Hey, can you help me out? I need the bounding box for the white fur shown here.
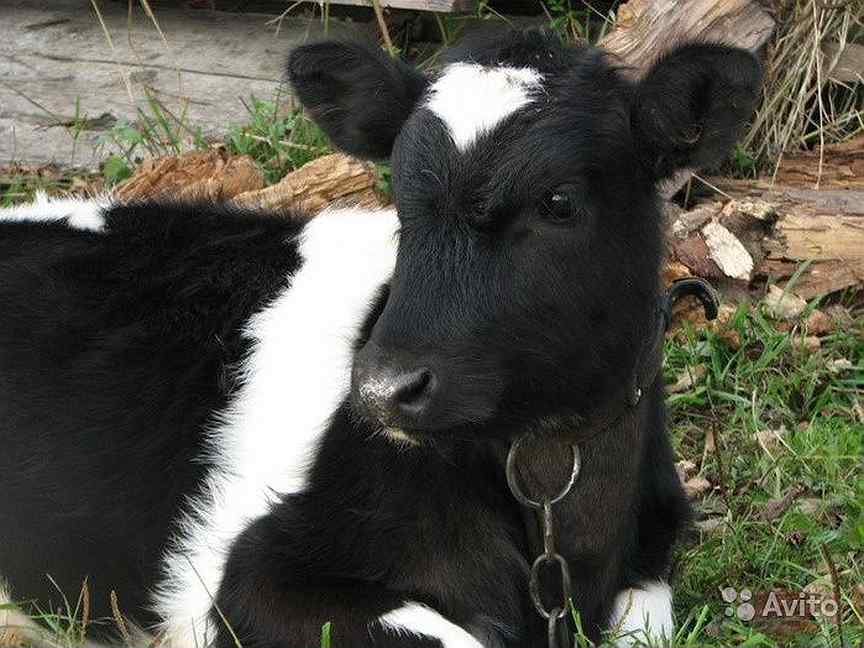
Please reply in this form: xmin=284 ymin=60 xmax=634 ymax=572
xmin=425 ymin=63 xmax=543 ymax=152
xmin=0 ymin=192 xmax=111 ymax=232
xmin=0 ymin=579 xmax=41 ymax=647
xmin=152 ymin=207 xmax=400 ymax=645
xmin=608 ymin=581 xmax=674 ymax=646
xmin=378 ymin=603 xmax=484 ymax=648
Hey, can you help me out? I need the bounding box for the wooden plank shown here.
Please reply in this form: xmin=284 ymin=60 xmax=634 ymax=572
xmin=0 ymin=0 xmax=359 ymax=169
xmin=318 ymin=0 xmax=476 ymax=13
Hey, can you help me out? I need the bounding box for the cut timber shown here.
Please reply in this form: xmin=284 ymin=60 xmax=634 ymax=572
xmin=773 ymin=136 xmax=864 ymax=190
xmin=232 ymin=153 xmax=384 ymax=214
xmin=599 ymin=0 xmax=775 ymax=74
xmin=707 ymin=178 xmax=864 ymax=299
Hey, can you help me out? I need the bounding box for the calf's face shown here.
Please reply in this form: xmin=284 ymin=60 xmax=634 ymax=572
xmin=288 ymin=32 xmax=761 ymax=441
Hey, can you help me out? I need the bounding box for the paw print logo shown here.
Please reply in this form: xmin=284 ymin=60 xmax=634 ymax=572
xmin=721 ymin=587 xmax=755 ymax=622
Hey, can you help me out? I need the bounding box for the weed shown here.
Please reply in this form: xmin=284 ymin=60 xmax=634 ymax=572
xmin=224 ymin=95 xmax=331 ymax=185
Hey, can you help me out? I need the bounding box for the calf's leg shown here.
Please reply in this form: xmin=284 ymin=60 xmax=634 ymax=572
xmin=213 ymin=516 xmax=483 ymax=648
xmin=607 ymin=581 xmax=673 ymax=646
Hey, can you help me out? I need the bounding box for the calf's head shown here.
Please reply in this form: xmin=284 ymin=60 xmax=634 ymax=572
xmin=288 ymin=31 xmax=761 ymax=441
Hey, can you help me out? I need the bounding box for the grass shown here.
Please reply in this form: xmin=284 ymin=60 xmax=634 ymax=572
xmin=741 ymin=0 xmax=864 ymax=175
xmin=95 ymin=90 xmax=331 ymax=188
xmin=0 ymin=90 xmax=331 ymax=207
xmin=656 ymin=299 xmax=864 ymax=648
xmin=224 ymin=95 xmax=331 ymax=185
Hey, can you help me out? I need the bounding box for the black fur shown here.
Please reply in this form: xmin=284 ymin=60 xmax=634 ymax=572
xmin=0 ymin=204 xmax=303 ymax=634
xmin=0 ymin=29 xmax=761 ymax=648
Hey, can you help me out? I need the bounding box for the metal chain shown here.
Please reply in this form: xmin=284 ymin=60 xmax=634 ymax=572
xmin=500 ymin=279 xmax=717 ymax=647
xmin=506 ymin=437 xmax=581 ymax=648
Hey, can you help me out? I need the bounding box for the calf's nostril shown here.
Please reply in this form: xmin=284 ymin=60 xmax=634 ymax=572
xmin=355 ymin=363 xmax=438 ymax=425
xmin=394 ymin=369 xmax=434 ymax=407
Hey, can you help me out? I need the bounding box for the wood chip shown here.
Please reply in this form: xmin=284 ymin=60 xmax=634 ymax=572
xmin=721 ymin=198 xmax=776 ymax=222
xmin=683 ymin=476 xmax=712 ymax=499
xmin=702 ymin=221 xmax=754 ymax=281
xmin=667 ymin=364 xmax=707 ymax=393
xmin=827 ymin=358 xmax=853 ymax=374
xmin=671 ymin=203 xmax=722 ymax=239
xmin=709 ymin=303 xmax=742 ymax=349
xmin=798 ymin=498 xmax=824 ymax=516
xmin=704 ymin=425 xmax=716 ymax=454
xmin=791 ymin=335 xmax=822 ymax=353
xmin=694 ymin=517 xmax=726 ymax=534
xmin=824 ymin=305 xmax=854 ymax=329
xmin=673 ymin=234 xmax=723 ymax=279
xmin=805 ymin=310 xmax=834 ymax=337
xmin=762 ymin=285 xmax=807 ymax=321
xmin=661 ymin=260 xmax=692 ymax=286
xmin=675 ymin=459 xmax=697 ymax=483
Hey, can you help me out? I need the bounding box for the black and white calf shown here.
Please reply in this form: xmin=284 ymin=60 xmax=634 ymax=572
xmin=0 ymin=30 xmax=761 ymax=648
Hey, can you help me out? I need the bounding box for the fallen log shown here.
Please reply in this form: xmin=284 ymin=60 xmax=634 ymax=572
xmin=115 ymin=148 xmax=265 ymax=202
xmin=772 ymin=135 xmax=864 ymax=190
xmin=673 ymin=178 xmax=864 ymax=300
xmin=232 ymin=153 xmax=384 ymax=214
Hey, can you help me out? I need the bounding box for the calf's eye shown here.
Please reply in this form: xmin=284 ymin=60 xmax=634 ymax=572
xmin=539 ymin=187 xmax=581 ymax=224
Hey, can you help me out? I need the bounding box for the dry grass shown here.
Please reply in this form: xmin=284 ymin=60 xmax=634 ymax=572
xmin=742 ymin=0 xmax=864 ymax=176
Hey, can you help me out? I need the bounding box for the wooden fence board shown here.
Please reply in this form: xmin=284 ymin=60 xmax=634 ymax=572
xmin=0 ymin=0 xmax=358 ymax=169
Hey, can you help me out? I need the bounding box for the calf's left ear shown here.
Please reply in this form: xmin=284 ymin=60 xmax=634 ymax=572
xmin=287 ymin=40 xmax=428 ymax=160
xmin=631 ymin=43 xmax=763 ymax=179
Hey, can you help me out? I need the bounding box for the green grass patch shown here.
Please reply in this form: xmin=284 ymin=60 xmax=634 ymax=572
xmin=660 ymin=301 xmax=863 ymax=647
xmin=224 ymin=95 xmax=331 ymax=185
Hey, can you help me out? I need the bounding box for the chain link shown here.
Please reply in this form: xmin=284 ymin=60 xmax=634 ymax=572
xmin=506 ymin=437 xmax=581 ymax=648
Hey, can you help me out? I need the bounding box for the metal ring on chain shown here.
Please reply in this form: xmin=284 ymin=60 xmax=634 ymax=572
xmin=529 ymin=553 xmax=572 ymax=620
xmin=506 ymin=438 xmax=581 ymax=509
xmin=547 ymin=609 xmax=573 ymax=648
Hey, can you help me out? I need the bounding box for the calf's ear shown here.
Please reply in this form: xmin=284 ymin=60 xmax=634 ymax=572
xmin=287 ymin=40 xmax=428 ymax=160
xmin=631 ymin=43 xmax=763 ymax=179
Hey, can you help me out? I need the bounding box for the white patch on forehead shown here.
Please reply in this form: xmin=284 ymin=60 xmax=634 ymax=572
xmin=425 ymin=63 xmax=543 ymax=152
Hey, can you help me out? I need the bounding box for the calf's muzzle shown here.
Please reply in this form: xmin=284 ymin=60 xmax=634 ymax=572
xmin=352 ymin=344 xmax=439 ymax=429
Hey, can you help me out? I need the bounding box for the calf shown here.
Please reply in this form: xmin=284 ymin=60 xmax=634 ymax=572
xmin=0 ymin=29 xmax=761 ymax=648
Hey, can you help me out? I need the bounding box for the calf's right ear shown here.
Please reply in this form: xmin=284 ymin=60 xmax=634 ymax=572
xmin=287 ymin=41 xmax=428 ymax=160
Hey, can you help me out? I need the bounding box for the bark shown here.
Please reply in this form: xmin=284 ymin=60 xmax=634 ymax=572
xmin=232 ymin=153 xmax=384 ymax=214
xmin=115 ymin=149 xmax=264 ymax=202
xmin=773 ymin=136 xmax=864 ymax=190
xmin=674 ymin=178 xmax=864 ymax=300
